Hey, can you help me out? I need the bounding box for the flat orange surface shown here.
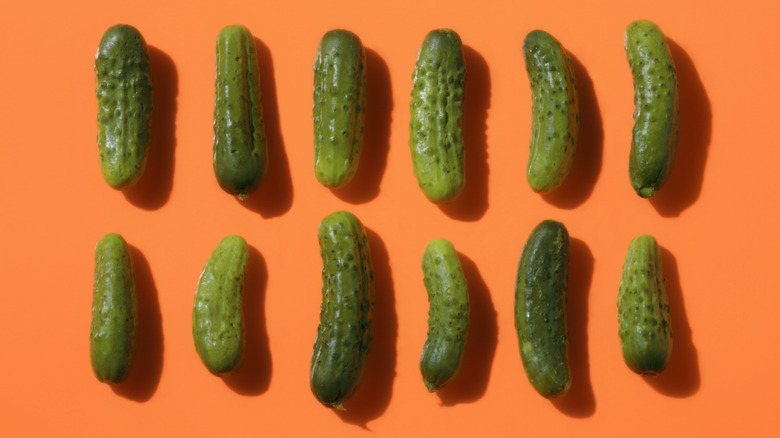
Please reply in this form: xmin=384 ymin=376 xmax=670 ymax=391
xmin=1 ymin=0 xmax=778 ymax=436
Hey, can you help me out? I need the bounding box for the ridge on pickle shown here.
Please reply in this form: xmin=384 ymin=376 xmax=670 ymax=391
xmin=213 ymin=25 xmax=268 ymax=200
xmin=409 ymin=29 xmax=466 ymax=203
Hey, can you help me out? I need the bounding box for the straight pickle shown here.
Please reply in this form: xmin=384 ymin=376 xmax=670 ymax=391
xmin=91 ymin=233 xmax=138 ymax=383
xmin=95 ymin=25 xmax=153 ymax=190
xmin=213 ymin=25 xmax=267 ymax=200
xmin=310 ymin=211 xmax=375 ymax=410
xmin=514 ymin=220 xmax=571 ymax=398
xmin=313 ymin=29 xmax=367 ymax=188
xmin=409 ymin=29 xmax=466 ymax=203
xmin=618 ymin=235 xmax=673 ymax=375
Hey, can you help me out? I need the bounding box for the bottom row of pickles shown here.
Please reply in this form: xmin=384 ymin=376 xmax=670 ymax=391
xmin=89 ymin=211 xmax=673 ymax=406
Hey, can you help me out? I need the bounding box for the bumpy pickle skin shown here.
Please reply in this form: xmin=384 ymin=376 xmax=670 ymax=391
xmin=192 ymin=235 xmax=248 ymax=377
xmin=523 ymin=30 xmax=579 ymax=194
xmin=420 ymin=238 xmax=469 ymax=392
xmin=618 ymin=234 xmax=673 ymax=375
xmin=313 ymin=30 xmax=367 ymax=188
xmin=95 ymin=25 xmax=153 ymax=190
xmin=409 ymin=29 xmax=466 ymax=203
xmin=310 ymin=211 xmax=375 ymax=409
xmin=514 ymin=220 xmax=571 ymax=398
xmin=625 ymin=20 xmax=679 ymax=198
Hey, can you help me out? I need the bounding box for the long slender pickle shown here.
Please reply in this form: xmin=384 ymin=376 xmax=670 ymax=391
xmin=95 ymin=24 xmax=153 ymax=190
xmin=91 ymin=233 xmax=138 ymax=383
xmin=213 ymin=25 xmax=267 ymax=200
xmin=313 ymin=30 xmax=367 ymax=188
xmin=618 ymin=235 xmax=673 ymax=375
xmin=514 ymin=220 xmax=571 ymax=398
xmin=310 ymin=211 xmax=375 ymax=410
xmin=523 ymin=30 xmax=579 ymax=193
xmin=625 ymin=20 xmax=679 ymax=198
xmin=409 ymin=29 xmax=466 ymax=203
xmin=420 ymin=238 xmax=469 ymax=392
xmin=192 ymin=235 xmax=248 ymax=376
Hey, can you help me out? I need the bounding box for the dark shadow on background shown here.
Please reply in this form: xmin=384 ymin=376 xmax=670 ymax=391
xmin=333 ymin=49 xmax=392 ymax=203
xmin=436 ymin=252 xmax=497 ymax=406
xmin=650 ymin=40 xmax=711 ymax=217
xmin=644 ymin=247 xmax=700 ymax=397
xmin=337 ymin=229 xmax=397 ymax=428
xmin=542 ymin=54 xmax=603 ymax=209
xmin=240 ymin=38 xmax=293 ymax=218
xmin=439 ymin=46 xmax=491 ymax=221
xmin=112 ymin=246 xmax=164 ymax=402
xmin=124 ymin=46 xmax=178 ymax=209
xmin=552 ymin=238 xmax=596 ymax=417
xmin=225 ymin=246 xmax=272 ymax=395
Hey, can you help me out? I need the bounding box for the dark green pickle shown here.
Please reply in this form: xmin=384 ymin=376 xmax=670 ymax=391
xmin=310 ymin=211 xmax=375 ymax=409
xmin=514 ymin=220 xmax=571 ymax=398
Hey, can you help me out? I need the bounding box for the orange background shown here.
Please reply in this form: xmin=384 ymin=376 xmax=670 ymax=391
xmin=1 ymin=0 xmax=778 ymax=436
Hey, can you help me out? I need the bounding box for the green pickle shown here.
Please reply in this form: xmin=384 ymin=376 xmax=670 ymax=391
xmin=420 ymin=238 xmax=469 ymax=392
xmin=310 ymin=211 xmax=375 ymax=410
xmin=313 ymin=29 xmax=367 ymax=188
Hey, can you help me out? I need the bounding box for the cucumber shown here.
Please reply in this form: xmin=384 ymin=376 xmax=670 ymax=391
xmin=618 ymin=234 xmax=673 ymax=375
xmin=409 ymin=29 xmax=466 ymax=203
xmin=514 ymin=220 xmax=570 ymax=398
xmin=420 ymin=238 xmax=469 ymax=392
xmin=213 ymin=25 xmax=267 ymax=200
xmin=625 ymin=20 xmax=679 ymax=198
xmin=523 ymin=30 xmax=579 ymax=193
xmin=95 ymin=24 xmax=153 ymax=190
xmin=313 ymin=29 xmax=367 ymax=188
xmin=192 ymin=235 xmax=248 ymax=376
xmin=91 ymin=233 xmax=138 ymax=383
xmin=310 ymin=211 xmax=374 ymax=409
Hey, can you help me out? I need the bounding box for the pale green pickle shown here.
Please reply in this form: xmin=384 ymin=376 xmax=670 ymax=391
xmin=192 ymin=235 xmax=248 ymax=376
xmin=618 ymin=234 xmax=673 ymax=375
xmin=420 ymin=238 xmax=469 ymax=392
xmin=409 ymin=29 xmax=466 ymax=203
xmin=625 ymin=20 xmax=679 ymax=198
xmin=523 ymin=30 xmax=579 ymax=193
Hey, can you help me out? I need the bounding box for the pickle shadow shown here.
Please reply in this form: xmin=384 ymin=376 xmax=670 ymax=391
xmin=123 ymin=46 xmax=178 ymax=210
xmin=439 ymin=46 xmax=491 ymax=221
xmin=112 ymin=246 xmax=164 ymax=402
xmin=436 ymin=252 xmax=497 ymax=405
xmin=332 ymin=49 xmax=392 ymax=203
xmin=650 ymin=40 xmax=711 ymax=217
xmin=224 ymin=246 xmax=272 ymax=395
xmin=551 ymin=238 xmax=596 ymax=417
xmin=542 ymin=54 xmax=603 ymax=209
xmin=643 ymin=247 xmax=700 ymax=397
xmin=239 ymin=38 xmax=293 ymax=218
xmin=337 ymin=229 xmax=397 ymax=428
